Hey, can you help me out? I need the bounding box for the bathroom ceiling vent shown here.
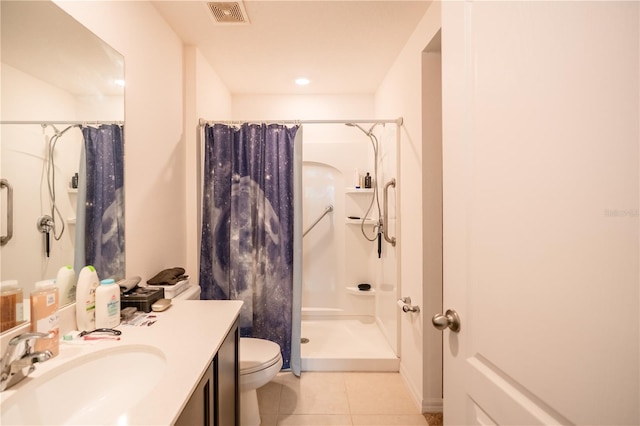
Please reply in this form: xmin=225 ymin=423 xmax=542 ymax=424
xmin=207 ymin=2 xmax=250 ymax=24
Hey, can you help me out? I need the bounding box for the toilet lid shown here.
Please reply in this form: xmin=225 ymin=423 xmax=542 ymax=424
xmin=240 ymin=338 xmax=282 ymax=375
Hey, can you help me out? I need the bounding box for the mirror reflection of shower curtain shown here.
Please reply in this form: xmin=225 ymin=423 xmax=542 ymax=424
xmin=199 ymin=123 xmax=299 ymax=370
xmin=74 ymin=124 xmax=125 ymax=280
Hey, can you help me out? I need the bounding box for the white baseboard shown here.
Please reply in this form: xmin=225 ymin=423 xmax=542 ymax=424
xmin=399 ymin=363 xmax=423 ymax=411
xmin=422 ymin=397 xmax=443 ymax=413
xmin=399 ymin=363 xmax=443 ymax=414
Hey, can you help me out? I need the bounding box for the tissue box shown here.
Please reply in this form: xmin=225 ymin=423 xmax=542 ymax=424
xmin=120 ymin=286 xmax=164 ymax=313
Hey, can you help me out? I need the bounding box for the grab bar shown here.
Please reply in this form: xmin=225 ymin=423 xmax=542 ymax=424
xmin=303 ymin=205 xmax=333 ymax=237
xmin=1 ymin=178 xmax=13 ymax=246
xmin=383 ymin=179 xmax=396 ymax=246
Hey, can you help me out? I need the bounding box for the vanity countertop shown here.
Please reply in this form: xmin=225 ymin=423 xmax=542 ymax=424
xmin=0 ymin=299 xmax=243 ymax=425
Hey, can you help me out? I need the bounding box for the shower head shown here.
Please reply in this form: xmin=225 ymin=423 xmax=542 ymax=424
xmin=345 ymin=122 xmax=378 ymax=136
xmin=44 ymin=123 xmax=61 ymax=135
xmin=43 ymin=123 xmax=77 ymax=137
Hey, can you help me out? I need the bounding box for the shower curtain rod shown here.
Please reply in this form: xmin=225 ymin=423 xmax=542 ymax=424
xmin=0 ymin=120 xmax=124 ymax=126
xmin=198 ymin=117 xmax=403 ymax=127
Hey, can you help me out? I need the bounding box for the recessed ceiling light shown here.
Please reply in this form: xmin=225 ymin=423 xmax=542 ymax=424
xmin=114 ymin=79 xmax=126 ymax=87
xmin=295 ymin=78 xmax=310 ymax=86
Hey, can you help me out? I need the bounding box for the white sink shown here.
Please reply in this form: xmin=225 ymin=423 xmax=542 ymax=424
xmin=1 ymin=345 xmax=166 ymax=425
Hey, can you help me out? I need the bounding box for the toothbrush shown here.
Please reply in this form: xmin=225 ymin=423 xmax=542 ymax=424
xmin=83 ymin=335 xmax=121 ymax=341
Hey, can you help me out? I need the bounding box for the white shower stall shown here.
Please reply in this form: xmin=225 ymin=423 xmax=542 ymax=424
xmin=1 ymin=122 xmax=80 ymax=293
xmin=300 ymin=122 xmax=399 ymax=371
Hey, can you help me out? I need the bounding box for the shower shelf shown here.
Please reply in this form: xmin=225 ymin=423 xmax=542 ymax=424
xmin=345 ymin=188 xmax=373 ymax=194
xmin=67 ymin=218 xmax=76 ymax=225
xmin=346 ymin=218 xmax=377 ymax=225
xmin=67 ymin=187 xmax=78 ymax=193
xmin=346 ymin=286 xmax=376 ymax=296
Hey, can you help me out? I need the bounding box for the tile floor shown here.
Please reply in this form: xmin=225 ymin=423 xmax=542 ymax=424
xmin=257 ymin=372 xmax=437 ymax=426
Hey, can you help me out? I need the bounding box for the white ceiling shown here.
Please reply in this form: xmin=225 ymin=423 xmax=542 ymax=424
xmin=152 ymin=1 xmax=431 ymax=95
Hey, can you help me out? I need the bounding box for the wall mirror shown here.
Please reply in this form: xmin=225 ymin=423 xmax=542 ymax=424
xmin=0 ymin=0 xmax=125 ymax=333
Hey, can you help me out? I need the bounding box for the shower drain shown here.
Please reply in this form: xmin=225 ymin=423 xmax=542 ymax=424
xmin=301 ymin=337 xmax=310 ymax=344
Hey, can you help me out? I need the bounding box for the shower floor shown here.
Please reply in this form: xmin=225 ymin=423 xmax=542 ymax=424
xmin=300 ymin=317 xmax=399 ymax=372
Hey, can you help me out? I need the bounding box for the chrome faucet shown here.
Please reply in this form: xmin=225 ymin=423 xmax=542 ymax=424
xmin=0 ymin=332 xmax=54 ymax=391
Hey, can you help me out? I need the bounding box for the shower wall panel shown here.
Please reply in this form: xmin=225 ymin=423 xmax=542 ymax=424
xmin=302 ymin=142 xmax=377 ymax=317
xmin=302 ymin=125 xmax=399 ymax=357
xmin=1 ymin=65 xmax=81 ymax=294
xmin=374 ymin=124 xmax=399 ymax=354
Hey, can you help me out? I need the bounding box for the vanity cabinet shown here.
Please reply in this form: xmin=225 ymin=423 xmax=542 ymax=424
xmin=176 ymin=318 xmax=239 ymax=426
xmin=175 ymin=362 xmax=214 ymax=425
xmin=215 ymin=318 xmax=239 ymax=425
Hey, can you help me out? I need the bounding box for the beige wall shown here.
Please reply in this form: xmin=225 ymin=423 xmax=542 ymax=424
xmin=375 ymin=0 xmax=443 ymax=412
xmin=184 ymin=47 xmax=233 ymax=283
xmin=232 ymin=94 xmax=374 ymax=121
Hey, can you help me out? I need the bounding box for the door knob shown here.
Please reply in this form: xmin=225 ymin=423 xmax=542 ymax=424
xmin=431 ymin=309 xmax=460 ymax=332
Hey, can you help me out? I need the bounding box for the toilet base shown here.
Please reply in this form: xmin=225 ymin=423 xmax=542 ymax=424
xmin=240 ymin=388 xmax=261 ymax=426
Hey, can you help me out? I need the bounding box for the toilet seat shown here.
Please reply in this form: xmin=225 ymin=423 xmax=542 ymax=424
xmin=240 ymin=338 xmax=282 ymax=375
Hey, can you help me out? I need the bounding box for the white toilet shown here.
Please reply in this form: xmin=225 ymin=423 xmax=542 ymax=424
xmin=239 ymin=337 xmax=283 ymax=425
xmin=173 ymin=285 xmax=283 ymax=426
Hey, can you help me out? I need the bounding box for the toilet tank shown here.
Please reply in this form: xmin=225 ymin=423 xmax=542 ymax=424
xmin=172 ymin=285 xmax=201 ymax=300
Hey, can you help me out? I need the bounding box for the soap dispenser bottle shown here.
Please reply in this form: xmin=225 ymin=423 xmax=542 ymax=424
xmin=95 ymin=278 xmax=121 ymax=328
xmin=364 ymin=172 xmax=372 ymax=189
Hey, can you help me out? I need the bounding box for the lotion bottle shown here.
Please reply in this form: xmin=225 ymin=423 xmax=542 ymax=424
xmin=76 ymin=265 xmax=100 ymax=331
xmin=55 ymin=265 xmax=77 ymax=306
xmin=95 ymin=278 xmax=121 ymax=328
xmin=30 ymin=280 xmax=59 ymax=357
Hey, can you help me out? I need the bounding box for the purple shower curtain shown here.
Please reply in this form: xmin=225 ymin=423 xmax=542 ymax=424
xmin=200 ymin=123 xmax=298 ymax=369
xmin=79 ymin=124 xmax=125 ymax=280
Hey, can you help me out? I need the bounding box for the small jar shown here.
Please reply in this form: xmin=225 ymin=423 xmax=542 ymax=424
xmin=0 ymin=280 xmax=23 ymax=332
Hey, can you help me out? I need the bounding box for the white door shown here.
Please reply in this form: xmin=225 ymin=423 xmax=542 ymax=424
xmin=440 ymin=1 xmax=639 ymax=425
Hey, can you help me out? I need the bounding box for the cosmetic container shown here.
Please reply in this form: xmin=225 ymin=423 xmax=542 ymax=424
xmin=95 ymin=278 xmax=121 ymax=328
xmin=0 ymin=280 xmax=23 ymax=332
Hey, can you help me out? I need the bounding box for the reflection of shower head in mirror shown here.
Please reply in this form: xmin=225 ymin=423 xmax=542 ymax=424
xmin=45 ymin=123 xmax=60 ymax=135
xmin=345 ymin=122 xmax=379 ymax=137
xmin=42 ymin=123 xmax=80 ymax=247
xmin=43 ymin=123 xmax=78 ymax=137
